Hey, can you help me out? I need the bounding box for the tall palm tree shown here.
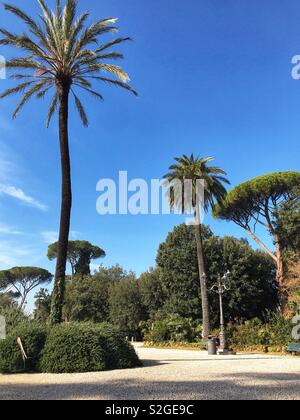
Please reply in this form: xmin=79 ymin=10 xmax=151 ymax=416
xmin=0 ymin=0 xmax=137 ymax=324
xmin=164 ymin=154 xmax=230 ymax=338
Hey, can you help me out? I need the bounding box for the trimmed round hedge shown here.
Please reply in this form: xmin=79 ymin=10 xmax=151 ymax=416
xmin=0 ymin=322 xmax=141 ymax=374
xmin=94 ymin=323 xmax=141 ymax=370
xmin=0 ymin=323 xmax=47 ymax=373
xmin=40 ymin=323 xmax=141 ymax=373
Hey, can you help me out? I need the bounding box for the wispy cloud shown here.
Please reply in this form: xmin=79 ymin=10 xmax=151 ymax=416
xmin=41 ymin=231 xmax=59 ymax=245
xmin=0 ymin=239 xmax=37 ymax=269
xmin=0 ymin=222 xmax=23 ymax=235
xmin=0 ymin=184 xmax=48 ymax=211
xmin=41 ymin=230 xmax=80 ymax=244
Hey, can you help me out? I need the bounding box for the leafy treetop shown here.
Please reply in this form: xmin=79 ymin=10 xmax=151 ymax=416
xmin=214 ymin=172 xmax=300 ymax=230
xmin=0 ymin=0 xmax=137 ymax=127
xmin=0 ymin=267 xmax=52 ymax=308
xmin=48 ymin=240 xmax=106 ymax=275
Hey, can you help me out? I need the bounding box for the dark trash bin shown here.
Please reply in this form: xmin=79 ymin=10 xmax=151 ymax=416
xmin=207 ymin=336 xmax=217 ymax=355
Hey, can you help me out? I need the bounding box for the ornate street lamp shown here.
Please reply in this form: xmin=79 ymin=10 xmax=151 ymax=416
xmin=211 ymin=270 xmax=231 ymax=354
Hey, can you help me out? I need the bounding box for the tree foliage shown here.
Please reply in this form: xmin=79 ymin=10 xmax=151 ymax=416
xmin=156 ymin=224 xmax=213 ymax=320
xmin=0 ymin=292 xmax=20 ymax=310
xmin=109 ymin=277 xmax=147 ymax=337
xmin=214 ymin=172 xmax=300 ymax=313
xmin=63 ymin=274 xmax=111 ymax=322
xmin=139 ymin=269 xmax=166 ymax=318
xmin=0 ymin=267 xmax=52 ymax=309
xmin=164 ymin=154 xmax=230 ymax=212
xmin=164 ymin=154 xmax=230 ymax=338
xmin=34 ymin=289 xmax=52 ymax=322
xmin=214 ymin=172 xmax=300 ymax=226
xmin=0 ymin=0 xmax=137 ymax=125
xmin=274 ymin=194 xmax=300 ymax=252
xmin=156 ymin=224 xmax=277 ymax=326
xmin=0 ymin=0 xmax=137 ymax=325
xmin=62 ymin=265 xmax=137 ymax=324
xmin=48 ymin=240 xmax=105 ymax=275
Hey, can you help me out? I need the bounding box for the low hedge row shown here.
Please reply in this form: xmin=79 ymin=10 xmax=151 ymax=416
xmin=0 ymin=322 xmax=141 ymax=374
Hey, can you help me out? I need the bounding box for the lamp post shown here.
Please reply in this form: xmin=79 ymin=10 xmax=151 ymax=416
xmin=211 ymin=270 xmax=231 ymax=353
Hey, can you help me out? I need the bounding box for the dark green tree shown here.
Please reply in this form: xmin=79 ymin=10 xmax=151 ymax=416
xmin=274 ymin=191 xmax=300 ymax=253
xmin=214 ymin=172 xmax=300 ymax=313
xmin=0 ymin=291 xmax=20 ymax=309
xmin=0 ymin=0 xmax=137 ymax=324
xmin=156 ymin=224 xmax=213 ymax=321
xmin=62 ymin=265 xmax=133 ymax=322
xmin=63 ymin=274 xmax=111 ymax=322
xmin=204 ymin=236 xmax=278 ymax=326
xmin=108 ymin=277 xmax=147 ymax=337
xmin=156 ymin=224 xmax=277 ymax=326
xmin=164 ymin=154 xmax=230 ymax=338
xmin=139 ymin=268 xmax=166 ymax=318
xmin=0 ymin=267 xmax=52 ymax=309
xmin=48 ymin=240 xmax=106 ymax=276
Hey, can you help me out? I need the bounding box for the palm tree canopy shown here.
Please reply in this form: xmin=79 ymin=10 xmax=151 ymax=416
xmin=0 ymin=0 xmax=137 ymax=127
xmin=164 ymin=154 xmax=230 ymax=212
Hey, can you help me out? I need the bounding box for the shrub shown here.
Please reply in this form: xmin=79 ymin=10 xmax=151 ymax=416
xmin=95 ymin=323 xmax=141 ymax=369
xmin=144 ymin=341 xmax=206 ymax=350
xmin=0 ymin=307 xmax=28 ymax=335
xmin=141 ymin=316 xmax=202 ymax=344
xmin=218 ymin=313 xmax=296 ymax=352
xmin=0 ymin=323 xmax=47 ymax=373
xmin=40 ymin=323 xmax=141 ymax=373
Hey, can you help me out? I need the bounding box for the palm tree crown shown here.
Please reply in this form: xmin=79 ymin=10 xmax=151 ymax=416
xmin=0 ymin=0 xmax=137 ymax=126
xmin=164 ymin=154 xmax=230 ymax=214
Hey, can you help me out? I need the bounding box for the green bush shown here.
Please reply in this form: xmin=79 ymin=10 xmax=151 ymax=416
xmin=40 ymin=323 xmax=141 ymax=373
xmin=141 ymin=316 xmax=202 ymax=344
xmin=218 ymin=313 xmax=295 ymax=352
xmin=95 ymin=323 xmax=141 ymax=369
xmin=0 ymin=323 xmax=47 ymax=373
xmin=0 ymin=307 xmax=28 ymax=335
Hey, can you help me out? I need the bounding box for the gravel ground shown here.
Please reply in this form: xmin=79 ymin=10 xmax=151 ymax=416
xmin=0 ymin=343 xmax=299 ymax=400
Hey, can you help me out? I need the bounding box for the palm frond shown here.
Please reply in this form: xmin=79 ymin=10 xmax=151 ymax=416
xmin=87 ymin=76 xmax=138 ymax=96
xmin=72 ymin=18 xmax=118 ymax=58
xmin=46 ymin=93 xmax=58 ymax=127
xmin=80 ymin=63 xmax=130 ymax=82
xmin=0 ymin=0 xmax=137 ymax=127
xmin=95 ymin=37 xmax=131 ymax=53
xmin=3 ymin=3 xmax=51 ymax=51
xmin=4 ymin=3 xmax=40 ymax=34
xmin=36 ymin=85 xmax=52 ymax=99
xmin=72 ymin=91 xmax=88 ymax=126
xmin=73 ymin=84 xmax=103 ymax=100
xmin=0 ymin=81 xmax=35 ymax=99
xmin=5 ymin=58 xmax=48 ymax=72
xmin=13 ymin=80 xmax=50 ymax=118
xmin=62 ymin=0 xmax=77 ymax=38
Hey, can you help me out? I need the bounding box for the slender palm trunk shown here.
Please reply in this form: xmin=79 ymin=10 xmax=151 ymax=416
xmin=50 ymin=83 xmax=72 ymax=325
xmin=194 ymin=206 xmax=211 ymax=339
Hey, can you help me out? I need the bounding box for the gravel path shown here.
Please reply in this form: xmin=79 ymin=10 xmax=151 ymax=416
xmin=0 ymin=343 xmax=299 ymax=400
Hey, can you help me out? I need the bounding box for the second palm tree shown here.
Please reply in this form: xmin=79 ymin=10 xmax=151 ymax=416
xmin=164 ymin=154 xmax=230 ymax=338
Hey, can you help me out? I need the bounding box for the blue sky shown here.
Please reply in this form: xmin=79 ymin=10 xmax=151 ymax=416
xmin=0 ymin=0 xmax=300 ymax=310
